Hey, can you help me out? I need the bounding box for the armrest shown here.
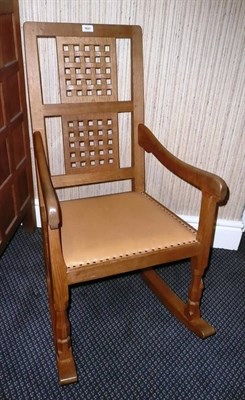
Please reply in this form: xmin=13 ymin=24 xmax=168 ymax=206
xmin=138 ymin=124 xmax=228 ymax=203
xmin=33 ymin=131 xmax=61 ymax=229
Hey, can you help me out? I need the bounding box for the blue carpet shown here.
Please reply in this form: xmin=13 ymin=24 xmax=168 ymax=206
xmin=0 ymin=227 xmax=244 ymax=399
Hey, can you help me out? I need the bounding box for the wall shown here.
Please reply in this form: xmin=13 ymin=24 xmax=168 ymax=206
xmin=19 ymin=0 xmax=245 ymax=247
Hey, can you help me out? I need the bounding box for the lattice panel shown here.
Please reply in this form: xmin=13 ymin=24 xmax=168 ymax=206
xmin=62 ymin=114 xmax=119 ymax=173
xmin=57 ymin=37 xmax=117 ymax=103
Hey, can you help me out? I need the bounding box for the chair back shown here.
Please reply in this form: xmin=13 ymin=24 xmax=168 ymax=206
xmin=24 ymin=22 xmax=145 ymax=193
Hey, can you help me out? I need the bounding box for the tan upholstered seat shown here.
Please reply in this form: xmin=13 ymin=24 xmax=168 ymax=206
xmin=61 ymin=192 xmax=197 ymax=270
xmin=24 ymin=22 xmax=227 ymax=385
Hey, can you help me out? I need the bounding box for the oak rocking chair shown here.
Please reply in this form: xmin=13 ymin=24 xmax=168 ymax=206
xmin=24 ymin=22 xmax=227 ymax=384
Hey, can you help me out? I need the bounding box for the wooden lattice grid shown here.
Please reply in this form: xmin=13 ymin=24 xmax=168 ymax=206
xmin=57 ymin=37 xmax=118 ymax=103
xmin=62 ymin=113 xmax=119 ymax=173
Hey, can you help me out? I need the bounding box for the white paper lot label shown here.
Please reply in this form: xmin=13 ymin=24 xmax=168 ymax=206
xmin=82 ymin=25 xmax=94 ymax=33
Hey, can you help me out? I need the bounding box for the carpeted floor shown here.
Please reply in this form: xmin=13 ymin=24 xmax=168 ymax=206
xmin=0 ymin=227 xmax=244 ymax=399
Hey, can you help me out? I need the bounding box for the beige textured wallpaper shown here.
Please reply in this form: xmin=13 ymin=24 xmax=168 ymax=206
xmin=19 ymin=0 xmax=245 ymax=221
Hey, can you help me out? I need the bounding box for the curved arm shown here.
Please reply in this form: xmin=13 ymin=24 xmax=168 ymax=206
xmin=138 ymin=124 xmax=228 ymax=203
xmin=33 ymin=131 xmax=61 ymax=229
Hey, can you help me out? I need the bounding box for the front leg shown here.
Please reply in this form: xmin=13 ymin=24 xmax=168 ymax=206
xmin=185 ymin=193 xmax=221 ymax=321
xmin=55 ymin=307 xmax=77 ymax=385
xmin=48 ymin=228 xmax=77 ymax=384
xmin=185 ymin=256 xmax=205 ymax=320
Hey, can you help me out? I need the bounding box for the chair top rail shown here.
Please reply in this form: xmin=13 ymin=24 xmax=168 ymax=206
xmin=24 ymin=21 xmax=142 ymax=39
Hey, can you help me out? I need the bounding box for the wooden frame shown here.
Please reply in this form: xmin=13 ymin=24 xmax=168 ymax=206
xmin=24 ymin=22 xmax=228 ymax=385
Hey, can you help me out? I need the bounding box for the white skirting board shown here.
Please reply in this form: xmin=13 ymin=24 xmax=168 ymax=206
xmin=180 ymin=215 xmax=244 ymax=250
xmin=34 ymin=201 xmax=244 ymax=250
